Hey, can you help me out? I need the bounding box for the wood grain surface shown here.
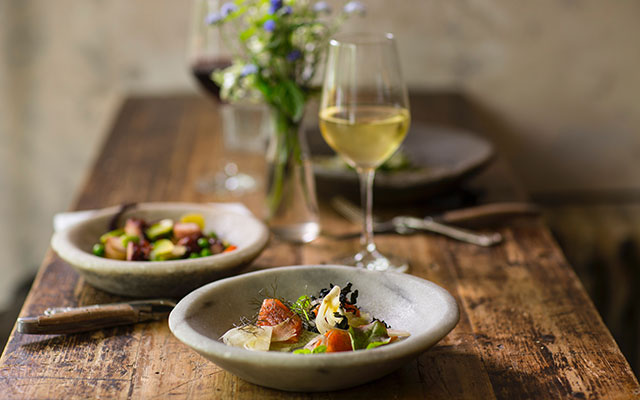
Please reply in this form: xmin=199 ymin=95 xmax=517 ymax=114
xmin=0 ymin=94 xmax=638 ymax=399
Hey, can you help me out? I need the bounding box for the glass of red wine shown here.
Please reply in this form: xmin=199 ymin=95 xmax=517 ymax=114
xmin=188 ymin=0 xmax=267 ymax=194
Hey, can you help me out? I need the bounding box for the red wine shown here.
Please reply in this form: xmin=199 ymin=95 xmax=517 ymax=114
xmin=191 ymin=58 xmax=232 ymax=101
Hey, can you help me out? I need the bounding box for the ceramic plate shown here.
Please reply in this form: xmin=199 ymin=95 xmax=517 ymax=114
xmin=169 ymin=265 xmax=459 ymax=392
xmin=309 ymin=123 xmax=494 ymax=202
xmin=51 ymin=202 xmax=269 ymax=298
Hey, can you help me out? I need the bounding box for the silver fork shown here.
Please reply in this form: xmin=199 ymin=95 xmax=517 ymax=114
xmin=331 ymin=197 xmax=503 ymax=247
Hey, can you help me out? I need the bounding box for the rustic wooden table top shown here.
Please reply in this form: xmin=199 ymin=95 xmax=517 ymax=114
xmin=1 ymin=94 xmax=638 ymax=399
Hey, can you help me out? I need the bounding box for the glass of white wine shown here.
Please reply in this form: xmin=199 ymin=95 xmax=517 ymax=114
xmin=319 ymin=33 xmax=411 ymax=272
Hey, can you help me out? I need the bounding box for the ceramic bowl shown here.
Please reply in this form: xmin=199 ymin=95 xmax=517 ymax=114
xmin=169 ymin=265 xmax=459 ymax=392
xmin=310 ymin=123 xmax=494 ymax=203
xmin=51 ymin=202 xmax=269 ymax=298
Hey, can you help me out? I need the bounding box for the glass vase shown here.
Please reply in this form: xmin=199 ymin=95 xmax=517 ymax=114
xmin=265 ymin=107 xmax=320 ymax=243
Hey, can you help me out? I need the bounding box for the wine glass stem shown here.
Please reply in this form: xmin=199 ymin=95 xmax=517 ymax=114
xmin=357 ymin=167 xmax=376 ymax=253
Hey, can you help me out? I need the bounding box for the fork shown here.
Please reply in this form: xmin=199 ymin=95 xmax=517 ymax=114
xmin=330 ymin=197 xmax=503 ymax=247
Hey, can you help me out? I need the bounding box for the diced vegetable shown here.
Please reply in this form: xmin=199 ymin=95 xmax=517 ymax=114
xmin=222 ymin=245 xmax=237 ymax=253
xmin=121 ymin=234 xmax=139 ymax=248
xmin=180 ymin=213 xmax=205 ymax=230
xmin=150 ymin=239 xmax=175 ymax=261
xmin=324 ymin=329 xmax=353 ymax=352
xmin=145 ymin=219 xmax=174 ymax=240
xmin=100 ymin=229 xmax=124 ymax=244
xmin=94 ymin=213 xmax=235 ymax=261
xmin=172 ymin=245 xmax=187 ymax=258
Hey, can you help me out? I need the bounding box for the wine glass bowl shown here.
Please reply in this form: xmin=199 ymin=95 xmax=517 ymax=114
xmin=188 ymin=0 xmax=264 ymax=195
xmin=319 ymin=33 xmax=410 ymax=272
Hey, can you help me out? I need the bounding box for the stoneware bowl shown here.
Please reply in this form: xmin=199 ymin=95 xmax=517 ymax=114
xmin=168 ymin=265 xmax=459 ymax=392
xmin=310 ymin=123 xmax=494 ymax=203
xmin=51 ymin=202 xmax=269 ymax=298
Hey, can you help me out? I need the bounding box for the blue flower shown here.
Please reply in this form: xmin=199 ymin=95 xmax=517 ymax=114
xmin=241 ymin=64 xmax=258 ymax=77
xmin=286 ymin=50 xmax=301 ymax=61
xmin=205 ymin=12 xmax=223 ymax=25
xmin=343 ymin=1 xmax=365 ymax=15
xmin=263 ymin=19 xmax=276 ymax=32
xmin=281 ymin=6 xmax=292 ymax=15
xmin=220 ymin=2 xmax=237 ymax=17
xmin=269 ymin=0 xmax=283 ymax=14
xmin=313 ymin=1 xmax=331 ymax=13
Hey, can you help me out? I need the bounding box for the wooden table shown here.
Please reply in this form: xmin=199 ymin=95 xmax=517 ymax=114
xmin=1 ymin=94 xmax=638 ymax=399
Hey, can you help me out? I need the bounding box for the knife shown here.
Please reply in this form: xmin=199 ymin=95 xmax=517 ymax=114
xmin=17 ymin=299 xmax=176 ymax=335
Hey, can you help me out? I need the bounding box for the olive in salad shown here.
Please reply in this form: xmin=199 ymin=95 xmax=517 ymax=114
xmin=92 ymin=213 xmax=236 ymax=261
xmin=221 ymin=283 xmax=410 ymax=353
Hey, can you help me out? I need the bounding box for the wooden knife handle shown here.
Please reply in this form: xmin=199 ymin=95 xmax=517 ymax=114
xmin=17 ymin=304 xmax=140 ymax=335
xmin=439 ymin=202 xmax=541 ymax=226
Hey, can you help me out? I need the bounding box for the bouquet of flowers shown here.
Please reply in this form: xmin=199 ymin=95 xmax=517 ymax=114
xmin=206 ymin=0 xmax=365 ymax=240
xmin=208 ymin=0 xmax=364 ymax=121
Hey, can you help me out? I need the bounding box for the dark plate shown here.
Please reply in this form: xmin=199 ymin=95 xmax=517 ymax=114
xmin=308 ymin=123 xmax=495 ymax=203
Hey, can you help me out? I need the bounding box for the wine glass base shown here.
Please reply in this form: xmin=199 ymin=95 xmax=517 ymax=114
xmin=196 ymin=170 xmax=257 ymax=195
xmin=337 ymin=249 xmax=409 ymax=273
xmin=270 ymin=222 xmax=320 ymax=244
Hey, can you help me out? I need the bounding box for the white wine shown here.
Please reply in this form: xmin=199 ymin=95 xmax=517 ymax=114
xmin=319 ymin=105 xmax=410 ymax=169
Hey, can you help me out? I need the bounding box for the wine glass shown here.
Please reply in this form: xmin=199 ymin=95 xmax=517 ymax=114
xmin=188 ymin=0 xmax=267 ymax=194
xmin=319 ymin=33 xmax=411 ymax=272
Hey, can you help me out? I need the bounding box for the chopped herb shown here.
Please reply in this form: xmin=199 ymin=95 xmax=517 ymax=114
xmin=312 ymin=345 xmax=327 ymax=353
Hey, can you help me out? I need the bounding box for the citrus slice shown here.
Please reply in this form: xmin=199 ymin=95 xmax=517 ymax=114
xmin=180 ymin=213 xmax=205 ymax=230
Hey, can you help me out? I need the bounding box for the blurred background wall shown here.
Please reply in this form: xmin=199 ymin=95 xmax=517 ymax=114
xmin=1 ymin=0 xmax=639 ymax=366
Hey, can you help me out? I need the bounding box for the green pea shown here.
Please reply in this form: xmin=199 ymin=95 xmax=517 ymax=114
xmin=208 ymin=232 xmax=218 ymax=239
xmin=200 ymin=248 xmax=212 ymax=257
xmin=92 ymin=243 xmax=105 ymax=257
xmin=189 ymin=252 xmax=199 ymax=259
xmin=197 ymin=237 xmax=209 ymax=248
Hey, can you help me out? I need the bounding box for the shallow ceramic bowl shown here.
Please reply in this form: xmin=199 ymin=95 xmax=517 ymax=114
xmin=51 ymin=202 xmax=269 ymax=298
xmin=310 ymin=123 xmax=494 ymax=203
xmin=169 ymin=265 xmax=459 ymax=392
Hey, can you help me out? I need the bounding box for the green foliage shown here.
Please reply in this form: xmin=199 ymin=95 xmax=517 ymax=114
xmin=290 ymin=295 xmax=313 ymax=323
xmin=348 ymin=321 xmax=391 ymax=350
xmin=209 ymin=0 xmax=358 ymax=120
xmin=293 ymin=344 xmax=327 ymax=354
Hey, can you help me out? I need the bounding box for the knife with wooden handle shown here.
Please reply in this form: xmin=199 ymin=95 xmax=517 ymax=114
xmin=17 ymin=299 xmax=176 ymax=335
xmin=437 ymin=202 xmax=540 ymax=226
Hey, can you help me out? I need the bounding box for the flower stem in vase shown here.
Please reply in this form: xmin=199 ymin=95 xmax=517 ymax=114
xmin=266 ymin=107 xmax=320 ymax=243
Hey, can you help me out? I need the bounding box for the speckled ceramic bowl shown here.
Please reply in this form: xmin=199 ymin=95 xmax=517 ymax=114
xmin=169 ymin=265 xmax=459 ymax=392
xmin=51 ymin=202 xmax=269 ymax=298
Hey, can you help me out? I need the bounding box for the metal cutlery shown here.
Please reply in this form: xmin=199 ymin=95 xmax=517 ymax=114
xmin=17 ymin=299 xmax=176 ymax=335
xmin=329 ymin=197 xmax=539 ymax=246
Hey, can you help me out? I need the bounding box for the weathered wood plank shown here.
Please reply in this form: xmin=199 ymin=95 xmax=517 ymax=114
xmin=1 ymin=94 xmax=638 ymax=399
